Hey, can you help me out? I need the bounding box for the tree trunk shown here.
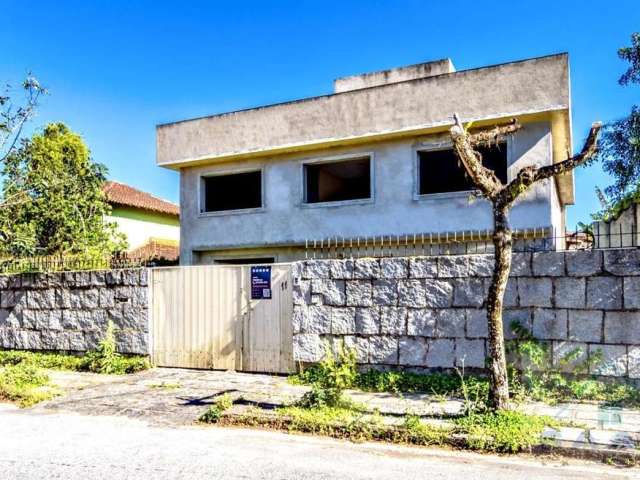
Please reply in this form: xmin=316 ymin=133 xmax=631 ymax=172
xmin=486 ymin=204 xmax=512 ymax=410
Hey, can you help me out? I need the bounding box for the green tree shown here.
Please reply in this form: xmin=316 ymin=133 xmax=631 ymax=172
xmin=0 ymin=122 xmax=126 ymax=257
xmin=597 ymin=33 xmax=640 ymax=205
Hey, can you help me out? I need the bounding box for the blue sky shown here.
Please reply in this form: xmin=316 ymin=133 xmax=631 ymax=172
xmin=1 ymin=0 xmax=638 ymax=228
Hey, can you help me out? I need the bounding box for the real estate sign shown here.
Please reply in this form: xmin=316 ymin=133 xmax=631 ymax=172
xmin=251 ymin=266 xmax=272 ymax=300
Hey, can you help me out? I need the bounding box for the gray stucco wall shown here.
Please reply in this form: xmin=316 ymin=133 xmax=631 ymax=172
xmin=292 ymin=249 xmax=640 ymax=379
xmin=0 ymin=269 xmax=149 ymax=355
xmin=181 ymin=123 xmax=558 ymax=264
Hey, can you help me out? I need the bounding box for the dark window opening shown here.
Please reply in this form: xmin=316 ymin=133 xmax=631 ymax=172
xmin=305 ymin=157 xmax=371 ymax=204
xmin=213 ymin=257 xmax=275 ymax=265
xmin=418 ymin=143 xmax=507 ymax=195
xmin=203 ymin=171 xmax=262 ymax=212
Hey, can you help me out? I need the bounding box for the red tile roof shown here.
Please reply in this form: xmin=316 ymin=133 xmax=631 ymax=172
xmin=103 ymin=181 xmax=179 ymax=217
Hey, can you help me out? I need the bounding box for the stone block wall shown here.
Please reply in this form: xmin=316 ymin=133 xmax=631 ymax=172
xmin=0 ymin=269 xmax=149 ymax=355
xmin=292 ymin=249 xmax=640 ymax=379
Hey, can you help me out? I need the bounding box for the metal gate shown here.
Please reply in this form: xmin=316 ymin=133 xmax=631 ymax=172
xmin=150 ymin=264 xmax=293 ymax=373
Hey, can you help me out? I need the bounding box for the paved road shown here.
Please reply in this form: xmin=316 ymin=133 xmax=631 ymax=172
xmin=0 ymin=405 xmax=636 ymax=480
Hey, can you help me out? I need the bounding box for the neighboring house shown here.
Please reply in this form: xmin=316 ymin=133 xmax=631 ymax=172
xmin=102 ymin=181 xmax=180 ymax=261
xmin=157 ymin=54 xmax=574 ymax=265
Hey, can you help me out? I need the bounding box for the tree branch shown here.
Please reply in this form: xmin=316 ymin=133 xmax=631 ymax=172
xmin=450 ymin=113 xmax=504 ymax=198
xmin=501 ymin=122 xmax=602 ymax=205
xmin=533 ymin=122 xmax=602 ymax=181
xmin=468 ymin=119 xmax=521 ymax=147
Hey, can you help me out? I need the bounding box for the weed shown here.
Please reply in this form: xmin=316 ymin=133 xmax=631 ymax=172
xmin=149 ymin=382 xmax=181 ymax=390
xmin=0 ymin=363 xmax=60 ymax=407
xmin=297 ymin=342 xmax=357 ymax=408
xmin=292 ymin=365 xmax=491 ymax=407
xmin=0 ymin=346 xmax=150 ymax=377
xmin=82 ymin=321 xmax=122 ymax=374
xmin=507 ymin=322 xmax=640 ymax=407
xmin=454 ymin=410 xmax=557 ymax=453
xmin=199 ymin=393 xmax=235 ymax=423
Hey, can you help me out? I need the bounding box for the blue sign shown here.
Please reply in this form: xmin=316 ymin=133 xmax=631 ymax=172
xmin=251 ymin=266 xmax=272 ymax=299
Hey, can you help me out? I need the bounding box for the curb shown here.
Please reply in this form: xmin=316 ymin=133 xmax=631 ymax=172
xmin=206 ymin=411 xmax=640 ymax=467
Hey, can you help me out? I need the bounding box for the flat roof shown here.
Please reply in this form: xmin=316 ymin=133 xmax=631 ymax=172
xmin=156 ymin=53 xmax=573 ymax=203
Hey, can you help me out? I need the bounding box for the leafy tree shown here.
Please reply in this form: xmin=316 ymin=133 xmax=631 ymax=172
xmin=597 ymin=33 xmax=640 ymax=205
xmin=0 ymin=122 xmax=126 ymax=257
xmin=449 ymin=117 xmax=601 ymax=410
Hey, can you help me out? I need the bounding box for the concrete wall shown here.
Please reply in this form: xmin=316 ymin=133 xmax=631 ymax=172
xmin=593 ymin=202 xmax=639 ymax=249
xmin=334 ymin=59 xmax=456 ymax=93
xmin=292 ymin=249 xmax=640 ymax=379
xmin=0 ymin=269 xmax=149 ymax=355
xmin=181 ymin=123 xmax=558 ymax=264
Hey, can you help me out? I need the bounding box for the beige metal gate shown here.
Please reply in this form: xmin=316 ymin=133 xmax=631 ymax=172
xmin=150 ymin=264 xmax=293 ymax=373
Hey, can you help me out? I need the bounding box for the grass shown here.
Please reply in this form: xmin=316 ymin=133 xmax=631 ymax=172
xmin=276 ymin=404 xmax=556 ymax=452
xmin=199 ymin=393 xmax=235 ymax=423
xmin=0 ymin=350 xmax=150 ymax=375
xmin=454 ymin=410 xmax=558 ymax=453
xmin=290 ymin=366 xmax=640 ymax=408
xmin=207 ymin=403 xmax=554 ymax=454
xmin=0 ymin=363 xmax=61 ymax=407
xmin=290 ymin=366 xmax=488 ymax=397
xmin=0 ymin=342 xmax=151 ymax=407
xmin=148 ymin=382 xmax=181 ymax=390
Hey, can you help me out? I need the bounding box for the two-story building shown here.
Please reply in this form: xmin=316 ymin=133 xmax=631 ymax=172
xmin=157 ymin=54 xmax=573 ymax=265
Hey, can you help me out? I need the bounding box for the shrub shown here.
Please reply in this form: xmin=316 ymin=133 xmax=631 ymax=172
xmin=455 ymin=410 xmax=555 ymax=453
xmin=199 ymin=393 xmax=235 ymax=423
xmin=78 ymin=322 xmax=150 ymax=374
xmin=507 ymin=321 xmax=640 ymax=407
xmin=82 ymin=321 xmax=120 ymax=374
xmin=297 ymin=342 xmax=357 ymax=408
xmin=0 ymin=363 xmax=59 ymax=407
xmin=292 ymin=365 xmax=490 ymax=406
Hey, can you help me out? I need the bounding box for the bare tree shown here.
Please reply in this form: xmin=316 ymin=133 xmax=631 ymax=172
xmin=0 ymin=75 xmax=46 ymax=210
xmin=449 ymin=114 xmax=601 ymax=410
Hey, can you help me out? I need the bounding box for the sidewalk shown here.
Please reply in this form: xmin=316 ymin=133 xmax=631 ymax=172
xmin=29 ymin=368 xmax=640 ymax=455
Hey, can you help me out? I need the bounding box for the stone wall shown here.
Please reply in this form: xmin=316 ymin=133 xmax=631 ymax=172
xmin=0 ymin=269 xmax=149 ymax=355
xmin=292 ymin=249 xmax=640 ymax=379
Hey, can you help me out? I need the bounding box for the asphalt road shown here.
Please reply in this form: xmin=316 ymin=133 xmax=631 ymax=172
xmin=0 ymin=405 xmax=636 ymax=480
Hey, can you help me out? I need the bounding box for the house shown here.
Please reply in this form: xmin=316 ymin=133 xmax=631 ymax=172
xmin=156 ymin=54 xmax=573 ymax=265
xmin=102 ymin=181 xmax=180 ymax=261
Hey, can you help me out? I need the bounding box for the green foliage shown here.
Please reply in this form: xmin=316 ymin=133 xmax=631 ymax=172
xmin=82 ymin=321 xmax=120 ymax=374
xmin=618 ymin=32 xmax=640 ymax=86
xmin=262 ymin=404 xmax=550 ymax=453
xmin=200 ymin=405 xmax=224 ymax=423
xmin=149 ymin=382 xmax=181 ymax=390
xmin=0 ymin=122 xmax=126 ymax=258
xmin=292 ymin=366 xmax=490 ymax=406
xmin=595 ymin=33 xmax=640 ymax=205
xmin=507 ymin=322 xmax=640 ymax=407
xmin=81 ymin=322 xmax=150 ymax=375
xmin=199 ymin=393 xmax=235 ymax=423
xmin=0 ymin=362 xmax=59 ymax=407
xmin=455 ymin=410 xmax=555 ymax=453
xmin=297 ymin=342 xmax=357 ymax=408
xmin=0 ymin=348 xmax=150 ymax=376
xmin=0 ymin=350 xmax=84 ymax=370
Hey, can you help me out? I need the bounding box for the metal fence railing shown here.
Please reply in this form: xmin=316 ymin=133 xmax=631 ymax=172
xmin=0 ymin=254 xmax=147 ymax=275
xmin=304 ymin=226 xmax=639 ymax=259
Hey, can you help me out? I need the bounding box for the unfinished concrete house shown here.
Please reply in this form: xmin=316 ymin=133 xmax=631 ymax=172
xmin=156 ymin=54 xmax=574 ymax=264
